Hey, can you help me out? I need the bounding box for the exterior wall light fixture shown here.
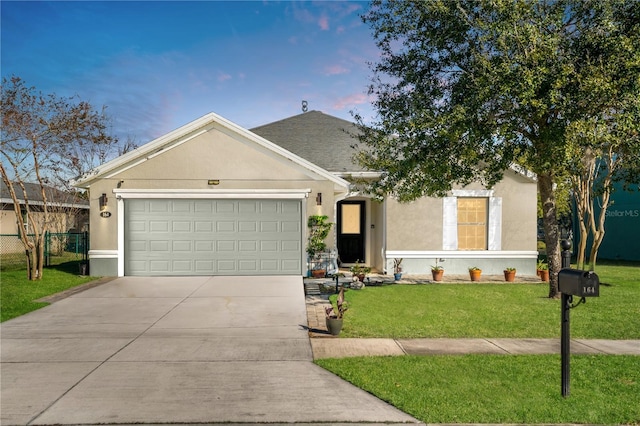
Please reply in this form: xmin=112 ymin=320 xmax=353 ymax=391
xmin=316 ymin=193 xmax=322 ymax=206
xmin=99 ymin=193 xmax=108 ymax=211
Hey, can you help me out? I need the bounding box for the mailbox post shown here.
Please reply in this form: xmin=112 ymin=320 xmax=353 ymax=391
xmin=558 ymin=240 xmax=599 ymax=397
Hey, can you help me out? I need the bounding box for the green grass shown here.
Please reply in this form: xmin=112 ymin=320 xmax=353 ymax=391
xmin=317 ymin=263 xmax=640 ymax=424
xmin=336 ymin=263 xmax=640 ymax=339
xmin=317 ymin=354 xmax=640 ymax=424
xmin=0 ymin=260 xmax=97 ymax=322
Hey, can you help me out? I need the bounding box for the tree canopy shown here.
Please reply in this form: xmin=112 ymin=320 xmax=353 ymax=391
xmin=1 ymin=76 xmax=118 ymax=279
xmin=355 ymin=0 xmax=640 ymax=297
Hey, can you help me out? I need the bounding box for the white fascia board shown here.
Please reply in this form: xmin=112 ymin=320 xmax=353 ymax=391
xmin=113 ymin=188 xmax=312 ymax=199
xmin=0 ymin=198 xmax=89 ymax=209
xmin=75 ymin=112 xmax=350 ymax=192
xmin=334 ymin=171 xmax=382 ymax=179
xmin=385 ymin=250 xmax=539 ymax=259
xmin=509 ymin=163 xmax=537 ymax=182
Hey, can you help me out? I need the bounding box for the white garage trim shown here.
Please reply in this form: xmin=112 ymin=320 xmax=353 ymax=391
xmin=114 ymin=188 xmax=312 ymax=199
xmin=114 ymin=189 xmax=309 ymax=277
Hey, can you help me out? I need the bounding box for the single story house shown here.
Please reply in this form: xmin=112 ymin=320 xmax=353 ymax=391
xmin=75 ymin=110 xmax=538 ymax=277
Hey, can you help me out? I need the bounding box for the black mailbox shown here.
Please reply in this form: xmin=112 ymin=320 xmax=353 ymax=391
xmin=558 ymin=269 xmax=599 ymax=297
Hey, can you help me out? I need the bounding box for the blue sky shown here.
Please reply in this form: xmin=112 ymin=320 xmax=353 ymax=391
xmin=2 ymin=1 xmax=379 ymax=146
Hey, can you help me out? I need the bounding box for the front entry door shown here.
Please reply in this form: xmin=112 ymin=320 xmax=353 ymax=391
xmin=337 ymin=200 xmax=365 ymax=263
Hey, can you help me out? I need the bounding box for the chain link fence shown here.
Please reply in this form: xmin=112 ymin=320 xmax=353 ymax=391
xmin=0 ymin=232 xmax=89 ymax=270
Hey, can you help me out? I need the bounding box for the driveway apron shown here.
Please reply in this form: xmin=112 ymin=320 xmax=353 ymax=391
xmin=1 ymin=276 xmax=418 ymax=425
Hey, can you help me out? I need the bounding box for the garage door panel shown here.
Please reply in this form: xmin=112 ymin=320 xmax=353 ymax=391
xmin=282 ymin=221 xmax=300 ymax=232
xmin=194 ymin=221 xmax=213 ymax=232
xmin=282 ymin=240 xmax=301 ymax=252
xmin=149 ymin=221 xmax=169 ymax=232
xmin=125 ymin=199 xmax=302 ymax=276
xmin=259 ymin=259 xmax=278 ymax=272
xmin=239 ymin=221 xmax=257 ymax=232
xmin=172 ymin=201 xmax=191 ymax=213
xmin=239 ymin=241 xmax=257 ymax=252
xmin=128 ymin=221 xmax=146 ymax=232
xmin=215 ymin=201 xmax=236 ymax=213
xmin=259 ymin=201 xmax=278 ymax=213
xmin=150 ymin=241 xmax=170 ymax=252
xmin=149 ymin=200 xmax=170 ymax=212
xmin=149 ymin=260 xmax=170 ymax=272
xmin=217 ymin=221 xmax=235 ymax=232
xmin=172 ymin=221 xmax=191 ymax=232
xmin=172 ymin=241 xmax=192 ymax=251
xmin=194 ymin=241 xmax=214 ymax=252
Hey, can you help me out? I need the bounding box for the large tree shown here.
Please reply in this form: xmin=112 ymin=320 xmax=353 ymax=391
xmin=1 ymin=76 xmax=117 ymax=280
xmin=355 ymin=0 xmax=640 ymax=298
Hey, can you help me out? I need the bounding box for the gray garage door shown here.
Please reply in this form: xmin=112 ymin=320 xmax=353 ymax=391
xmin=125 ymin=199 xmax=302 ymax=276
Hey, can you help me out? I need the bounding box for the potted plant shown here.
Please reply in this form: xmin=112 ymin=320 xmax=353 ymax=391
xmin=469 ymin=266 xmax=482 ymax=282
xmin=393 ymin=258 xmax=403 ymax=281
xmin=307 ymin=215 xmax=333 ymax=278
xmin=537 ymin=260 xmax=549 ymax=282
xmin=325 ymin=287 xmax=348 ymax=335
xmin=350 ymin=260 xmax=371 ymax=282
xmin=431 ymin=259 xmax=444 ymax=281
xmin=504 ymin=267 xmax=516 ymax=282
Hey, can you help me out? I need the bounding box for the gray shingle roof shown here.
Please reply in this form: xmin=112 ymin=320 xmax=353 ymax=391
xmin=0 ymin=181 xmax=89 ymax=208
xmin=251 ymin=110 xmax=364 ymax=173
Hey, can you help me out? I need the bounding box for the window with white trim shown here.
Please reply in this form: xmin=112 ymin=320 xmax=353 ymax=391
xmin=457 ymin=197 xmax=487 ymax=250
xmin=443 ymin=191 xmax=501 ymax=251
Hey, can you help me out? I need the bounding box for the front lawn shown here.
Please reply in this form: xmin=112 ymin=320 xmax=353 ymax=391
xmin=318 ymin=263 xmax=640 ymax=424
xmin=335 ymin=263 xmax=640 ymax=339
xmin=0 ymin=261 xmax=97 ymax=322
xmin=317 ymin=354 xmax=640 ymax=424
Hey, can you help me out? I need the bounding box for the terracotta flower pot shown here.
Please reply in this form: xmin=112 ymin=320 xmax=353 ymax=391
xmin=539 ymin=269 xmax=549 ymax=282
xmin=432 ymin=269 xmax=444 ymax=281
xmin=504 ymin=270 xmax=516 ymax=282
xmin=469 ymin=269 xmax=482 ymax=282
xmin=311 ymin=269 xmax=326 ymax=278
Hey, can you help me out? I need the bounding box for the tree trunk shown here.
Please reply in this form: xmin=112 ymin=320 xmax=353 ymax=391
xmin=538 ymin=173 xmax=561 ymax=299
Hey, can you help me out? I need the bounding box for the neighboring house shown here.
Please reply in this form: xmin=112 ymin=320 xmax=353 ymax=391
xmin=74 ymin=110 xmax=538 ymax=277
xmin=0 ymin=181 xmax=89 ymax=254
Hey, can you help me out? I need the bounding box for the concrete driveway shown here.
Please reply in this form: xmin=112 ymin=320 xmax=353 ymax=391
xmin=1 ymin=276 xmax=419 ymax=425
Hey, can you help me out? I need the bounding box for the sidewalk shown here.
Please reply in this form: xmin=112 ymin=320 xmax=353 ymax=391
xmin=304 ymin=280 xmax=640 ymax=360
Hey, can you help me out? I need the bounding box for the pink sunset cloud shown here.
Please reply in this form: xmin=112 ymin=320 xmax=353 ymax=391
xmin=217 ymin=72 xmax=232 ymax=82
xmin=324 ymin=64 xmax=349 ymax=76
xmin=318 ymin=15 xmax=329 ymax=30
xmin=333 ymin=93 xmax=370 ymax=110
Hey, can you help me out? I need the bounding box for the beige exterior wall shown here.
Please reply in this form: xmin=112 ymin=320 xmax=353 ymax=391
xmin=384 ymin=169 xmax=538 ymax=276
xmin=87 ymin=126 xmax=344 ymax=255
xmin=386 ymin=197 xmax=443 ymax=251
xmin=496 ymin=170 xmax=538 ymax=251
xmin=386 ymin=170 xmax=536 ymax=251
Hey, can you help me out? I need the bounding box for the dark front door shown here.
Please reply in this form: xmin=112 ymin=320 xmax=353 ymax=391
xmin=337 ymin=200 xmax=365 ymax=263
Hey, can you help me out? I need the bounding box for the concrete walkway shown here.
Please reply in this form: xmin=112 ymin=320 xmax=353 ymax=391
xmin=1 ymin=276 xmax=419 ymax=425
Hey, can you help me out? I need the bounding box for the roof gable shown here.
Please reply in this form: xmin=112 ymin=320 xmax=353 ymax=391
xmin=74 ymin=112 xmax=349 ymax=190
